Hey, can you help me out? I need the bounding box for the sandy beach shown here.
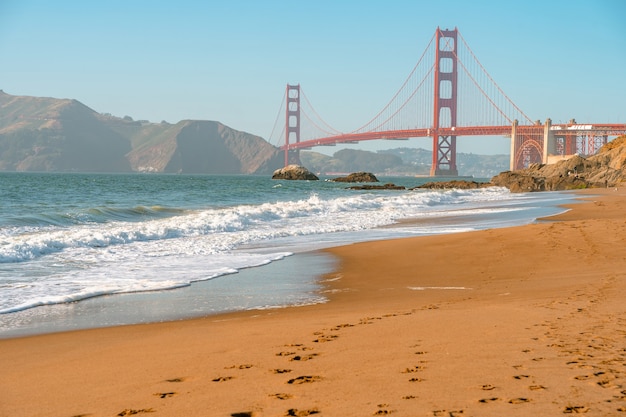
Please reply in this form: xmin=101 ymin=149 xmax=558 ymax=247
xmin=1 ymin=188 xmax=625 ymax=417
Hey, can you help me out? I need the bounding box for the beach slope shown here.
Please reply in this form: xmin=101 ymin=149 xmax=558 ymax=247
xmin=1 ymin=189 xmax=625 ymax=417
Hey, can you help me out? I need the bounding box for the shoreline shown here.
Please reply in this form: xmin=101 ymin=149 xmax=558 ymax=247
xmin=0 ymin=251 xmax=336 ymax=339
xmin=0 ymin=188 xmax=573 ymax=339
xmin=1 ymin=188 xmax=625 ymax=416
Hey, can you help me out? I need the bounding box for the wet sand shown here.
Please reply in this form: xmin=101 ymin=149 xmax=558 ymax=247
xmin=1 ymin=188 xmax=625 ymax=417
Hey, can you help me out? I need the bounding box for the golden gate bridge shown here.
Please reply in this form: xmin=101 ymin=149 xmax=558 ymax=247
xmin=268 ymin=27 xmax=626 ymax=176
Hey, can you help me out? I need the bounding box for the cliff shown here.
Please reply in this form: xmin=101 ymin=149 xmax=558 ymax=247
xmin=491 ymin=136 xmax=626 ymax=192
xmin=0 ymin=91 xmax=282 ymax=174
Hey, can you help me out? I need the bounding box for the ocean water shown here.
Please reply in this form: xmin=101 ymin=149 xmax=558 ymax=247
xmin=0 ymin=172 xmax=577 ymax=336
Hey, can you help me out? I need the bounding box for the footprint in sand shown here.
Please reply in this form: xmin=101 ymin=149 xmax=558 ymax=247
xmin=313 ymin=334 xmax=338 ymax=343
xmin=513 ymin=375 xmax=530 ymax=380
xmin=273 ymin=369 xmax=293 ymax=374
xmin=277 ymin=351 xmax=297 ymax=357
xmin=563 ymin=405 xmax=590 ymax=413
xmin=225 ymin=364 xmax=254 ymax=369
xmin=164 ymin=377 xmax=185 ymax=383
xmin=402 ymin=366 xmax=425 ymax=373
xmin=212 ymin=376 xmax=235 ymax=382
xmin=508 ymin=398 xmax=530 ymax=404
xmin=153 ymin=392 xmax=176 ymax=399
xmin=433 ymin=410 xmax=463 ymax=416
xmin=479 ymin=397 xmax=500 ymax=403
xmin=270 ymin=393 xmax=293 ymax=400
xmin=285 ymin=408 xmax=320 ymax=416
xmin=117 ymin=409 xmax=155 ymax=416
xmin=287 ymin=375 xmax=322 ymax=384
xmin=231 ymin=412 xmax=254 ymax=417
xmin=290 ymin=353 xmax=319 ymax=362
xmin=481 ymin=384 xmax=496 ymax=391
xmin=331 ymin=323 xmax=355 ymax=330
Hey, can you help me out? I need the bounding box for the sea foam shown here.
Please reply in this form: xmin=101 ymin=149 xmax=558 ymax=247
xmin=1 ymin=182 xmax=572 ymax=318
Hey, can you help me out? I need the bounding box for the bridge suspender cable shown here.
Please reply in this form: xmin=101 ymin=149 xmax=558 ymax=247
xmin=299 ymin=89 xmax=343 ymax=136
xmin=268 ymin=88 xmax=287 ymax=146
xmin=350 ymin=32 xmax=437 ymax=134
xmin=456 ymin=31 xmax=534 ymax=125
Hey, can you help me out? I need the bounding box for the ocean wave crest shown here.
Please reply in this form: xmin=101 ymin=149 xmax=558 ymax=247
xmin=0 ymin=188 xmax=511 ymax=263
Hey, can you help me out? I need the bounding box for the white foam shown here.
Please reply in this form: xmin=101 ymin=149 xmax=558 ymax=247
xmin=0 ymin=251 xmax=293 ymax=314
xmin=2 ymin=186 xmax=569 ymax=316
xmin=1 ymin=189 xmax=514 ymax=263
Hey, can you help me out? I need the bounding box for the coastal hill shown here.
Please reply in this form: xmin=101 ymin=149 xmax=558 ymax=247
xmin=7 ymin=90 xmax=619 ymax=181
xmin=0 ymin=92 xmax=132 ymax=172
xmin=301 ymin=148 xmax=509 ymax=178
xmin=0 ymin=91 xmax=283 ymax=174
xmin=1 ymin=91 xmax=512 ymax=176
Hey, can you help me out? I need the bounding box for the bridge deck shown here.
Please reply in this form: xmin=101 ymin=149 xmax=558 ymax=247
xmin=281 ymin=124 xmax=626 ymax=150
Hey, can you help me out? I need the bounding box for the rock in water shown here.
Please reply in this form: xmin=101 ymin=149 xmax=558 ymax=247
xmin=414 ymin=180 xmax=489 ymax=190
xmin=272 ymin=165 xmax=319 ymax=180
xmin=331 ymin=172 xmax=379 ymax=183
xmin=347 ymin=183 xmax=405 ymax=190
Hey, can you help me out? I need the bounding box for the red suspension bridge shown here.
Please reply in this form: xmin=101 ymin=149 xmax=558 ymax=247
xmin=268 ymin=27 xmax=626 ymax=176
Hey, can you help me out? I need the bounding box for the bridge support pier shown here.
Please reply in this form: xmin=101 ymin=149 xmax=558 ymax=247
xmin=542 ymin=118 xmax=553 ymax=164
xmin=510 ymin=120 xmax=517 ymax=171
xmin=430 ymin=135 xmax=458 ymax=176
xmin=510 ymin=120 xmax=546 ymax=170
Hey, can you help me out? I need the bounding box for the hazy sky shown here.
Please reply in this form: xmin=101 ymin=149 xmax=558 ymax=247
xmin=1 ymin=0 xmax=624 ymax=155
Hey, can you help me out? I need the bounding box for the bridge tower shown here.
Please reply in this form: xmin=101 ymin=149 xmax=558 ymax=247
xmin=285 ymin=84 xmax=301 ymax=166
xmin=431 ymin=27 xmax=459 ymax=176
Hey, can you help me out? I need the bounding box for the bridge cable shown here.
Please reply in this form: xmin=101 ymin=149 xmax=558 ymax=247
xmin=268 ymin=88 xmax=287 ymax=146
xmin=454 ymin=50 xmax=514 ymax=125
xmin=300 ymin=89 xmax=343 ymax=135
xmin=367 ymin=63 xmax=436 ymax=132
xmin=350 ymin=32 xmax=437 ymax=134
xmin=457 ymin=31 xmax=534 ymax=125
xmin=300 ymin=107 xmax=343 ymax=137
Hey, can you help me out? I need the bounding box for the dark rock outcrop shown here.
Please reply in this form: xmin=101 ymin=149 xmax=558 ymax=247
xmin=348 ymin=183 xmax=405 ymax=190
xmin=491 ymin=136 xmax=626 ymax=192
xmin=331 ymin=172 xmax=379 ymax=183
xmin=272 ymin=164 xmax=319 ymax=180
xmin=414 ymin=180 xmax=490 ymax=190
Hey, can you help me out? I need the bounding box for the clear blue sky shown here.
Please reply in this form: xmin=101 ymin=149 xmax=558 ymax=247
xmin=1 ymin=0 xmax=624 ymax=155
